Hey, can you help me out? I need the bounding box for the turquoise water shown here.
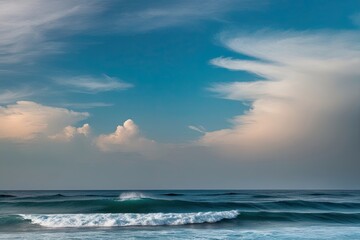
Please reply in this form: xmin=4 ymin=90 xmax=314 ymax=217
xmin=0 ymin=190 xmax=360 ymax=239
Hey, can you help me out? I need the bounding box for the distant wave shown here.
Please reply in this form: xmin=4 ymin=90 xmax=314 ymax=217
xmin=0 ymin=193 xmax=121 ymax=200
xmin=21 ymin=193 xmax=118 ymax=199
xmin=0 ymin=194 xmax=15 ymax=198
xmin=199 ymin=192 xmax=240 ymax=196
xmin=5 ymin=194 xmax=68 ymax=200
xmin=238 ymin=211 xmax=360 ymax=223
xmin=251 ymin=194 xmax=276 ymax=199
xmin=2 ymin=198 xmax=360 ymax=214
xmin=266 ymin=199 xmax=360 ymax=209
xmin=161 ymin=193 xmax=184 ymax=196
xmin=19 ymin=210 xmax=239 ymax=228
xmin=118 ymin=192 xmax=154 ymax=201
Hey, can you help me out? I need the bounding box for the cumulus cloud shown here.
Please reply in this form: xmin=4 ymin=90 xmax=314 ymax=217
xmin=199 ymin=31 xmax=360 ymax=165
xmin=55 ymin=75 xmax=133 ymax=93
xmin=0 ymin=101 xmax=88 ymax=140
xmin=49 ymin=123 xmax=90 ymax=142
xmin=96 ymin=119 xmax=157 ymax=154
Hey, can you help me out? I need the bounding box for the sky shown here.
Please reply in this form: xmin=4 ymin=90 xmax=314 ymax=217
xmin=0 ymin=0 xmax=360 ymax=190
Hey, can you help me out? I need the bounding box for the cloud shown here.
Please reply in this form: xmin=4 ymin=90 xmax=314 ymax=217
xmin=188 ymin=125 xmax=206 ymax=134
xmin=0 ymin=0 xmax=262 ymax=64
xmin=49 ymin=123 xmax=90 ymax=142
xmin=60 ymin=102 xmax=113 ymax=109
xmin=0 ymin=101 xmax=156 ymax=156
xmin=199 ymin=31 xmax=360 ymax=166
xmin=55 ymin=75 xmax=133 ymax=93
xmin=0 ymin=0 xmax=100 ymax=63
xmin=0 ymin=101 xmax=89 ymax=140
xmin=113 ymin=0 xmax=258 ymax=33
xmin=0 ymin=89 xmax=34 ymax=104
xmin=96 ymin=119 xmax=157 ymax=154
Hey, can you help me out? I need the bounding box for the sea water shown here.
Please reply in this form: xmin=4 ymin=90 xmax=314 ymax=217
xmin=0 ymin=190 xmax=360 ymax=239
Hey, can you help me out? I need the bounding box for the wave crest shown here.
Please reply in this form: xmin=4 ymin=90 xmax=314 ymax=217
xmin=118 ymin=192 xmax=151 ymax=201
xmin=20 ymin=210 xmax=239 ymax=228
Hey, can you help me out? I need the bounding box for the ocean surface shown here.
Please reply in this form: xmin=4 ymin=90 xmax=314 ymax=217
xmin=0 ymin=190 xmax=360 ymax=239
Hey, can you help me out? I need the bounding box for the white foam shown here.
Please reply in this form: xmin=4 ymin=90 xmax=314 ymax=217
xmin=118 ymin=192 xmax=150 ymax=201
xmin=20 ymin=210 xmax=239 ymax=228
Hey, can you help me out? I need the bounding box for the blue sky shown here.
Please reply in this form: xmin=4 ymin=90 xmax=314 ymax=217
xmin=1 ymin=0 xmax=360 ymax=189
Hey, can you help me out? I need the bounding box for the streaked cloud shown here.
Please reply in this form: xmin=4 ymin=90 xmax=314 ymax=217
xmin=199 ymin=31 xmax=360 ymax=166
xmin=0 ymin=0 xmax=100 ymax=63
xmin=96 ymin=119 xmax=157 ymax=154
xmin=188 ymin=125 xmax=206 ymax=134
xmin=0 ymin=101 xmax=88 ymax=140
xmin=59 ymin=102 xmax=113 ymax=109
xmin=0 ymin=89 xmax=34 ymax=104
xmin=54 ymin=75 xmax=133 ymax=93
xmin=0 ymin=0 xmax=260 ymax=65
xmin=114 ymin=0 xmax=259 ymax=33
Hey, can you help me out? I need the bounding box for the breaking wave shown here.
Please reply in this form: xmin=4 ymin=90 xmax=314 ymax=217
xmin=118 ymin=192 xmax=153 ymax=201
xmin=20 ymin=210 xmax=239 ymax=228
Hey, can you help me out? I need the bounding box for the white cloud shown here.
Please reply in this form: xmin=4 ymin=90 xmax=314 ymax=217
xmin=49 ymin=123 xmax=90 ymax=142
xmin=0 ymin=89 xmax=34 ymax=104
xmin=60 ymin=102 xmax=113 ymax=109
xmin=55 ymin=75 xmax=133 ymax=93
xmin=96 ymin=119 xmax=157 ymax=154
xmin=0 ymin=101 xmax=88 ymax=140
xmin=114 ymin=0 xmax=258 ymax=33
xmin=199 ymin=31 xmax=360 ymax=163
xmin=0 ymin=0 xmax=261 ymax=64
xmin=188 ymin=125 xmax=206 ymax=134
xmin=0 ymin=0 xmax=100 ymax=63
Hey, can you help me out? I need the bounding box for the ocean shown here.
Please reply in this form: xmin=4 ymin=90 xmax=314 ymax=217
xmin=0 ymin=190 xmax=359 ymax=239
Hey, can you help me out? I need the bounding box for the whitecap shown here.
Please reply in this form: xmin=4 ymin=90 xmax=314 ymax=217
xmin=118 ymin=192 xmax=151 ymax=201
xmin=20 ymin=210 xmax=239 ymax=228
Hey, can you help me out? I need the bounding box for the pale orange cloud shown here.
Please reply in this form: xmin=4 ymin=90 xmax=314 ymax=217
xmin=0 ymin=101 xmax=88 ymax=140
xmin=96 ymin=119 xmax=157 ymax=154
xmin=49 ymin=123 xmax=90 ymax=142
xmin=199 ymin=31 xmax=360 ymax=160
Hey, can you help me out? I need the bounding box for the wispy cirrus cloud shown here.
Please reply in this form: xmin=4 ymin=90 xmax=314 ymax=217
xmin=0 ymin=0 xmax=101 ymax=64
xmin=0 ymin=89 xmax=35 ymax=104
xmin=59 ymin=102 xmax=113 ymax=109
xmin=0 ymin=0 xmax=263 ymax=64
xmin=114 ymin=0 xmax=260 ymax=33
xmin=188 ymin=125 xmax=206 ymax=134
xmin=54 ymin=75 xmax=133 ymax=93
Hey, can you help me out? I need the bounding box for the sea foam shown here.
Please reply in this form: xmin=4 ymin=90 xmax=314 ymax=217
xmin=20 ymin=210 xmax=239 ymax=228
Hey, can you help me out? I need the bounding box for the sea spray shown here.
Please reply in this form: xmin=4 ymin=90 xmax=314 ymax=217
xmin=118 ymin=192 xmax=152 ymax=201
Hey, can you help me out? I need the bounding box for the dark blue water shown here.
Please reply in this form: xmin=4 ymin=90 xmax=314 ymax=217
xmin=0 ymin=190 xmax=360 ymax=239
